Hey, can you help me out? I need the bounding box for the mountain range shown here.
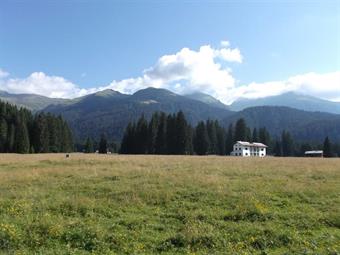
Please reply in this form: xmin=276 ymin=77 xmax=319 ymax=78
xmin=1 ymin=88 xmax=340 ymax=143
xmin=229 ymin=92 xmax=340 ymax=114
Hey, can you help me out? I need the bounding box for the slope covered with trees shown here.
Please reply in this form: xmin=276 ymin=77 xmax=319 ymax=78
xmin=119 ymin=111 xmax=340 ymax=157
xmin=224 ymin=106 xmax=340 ymax=143
xmin=230 ymin=92 xmax=340 ymax=114
xmin=0 ymin=100 xmax=73 ymax=153
xmin=44 ymin=88 xmax=232 ymax=143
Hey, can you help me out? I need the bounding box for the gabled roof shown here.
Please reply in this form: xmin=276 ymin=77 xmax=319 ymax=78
xmin=305 ymin=150 xmax=323 ymax=154
xmin=235 ymin=141 xmax=268 ymax=148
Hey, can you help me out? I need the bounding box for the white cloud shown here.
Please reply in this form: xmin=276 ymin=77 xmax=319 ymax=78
xmin=233 ymin=71 xmax=340 ymax=103
xmin=105 ymin=44 xmax=241 ymax=101
xmin=0 ymin=41 xmax=339 ymax=104
xmin=0 ymin=68 xmax=9 ymax=78
xmin=0 ymin=71 xmax=100 ymax=98
xmin=220 ymin=40 xmax=230 ymax=47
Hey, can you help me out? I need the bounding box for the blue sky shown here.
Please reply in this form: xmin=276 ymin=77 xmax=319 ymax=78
xmin=0 ymin=0 xmax=339 ymax=103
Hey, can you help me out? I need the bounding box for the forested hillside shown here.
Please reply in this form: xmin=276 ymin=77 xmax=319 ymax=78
xmin=44 ymin=88 xmax=232 ymax=143
xmin=224 ymin=106 xmax=340 ymax=143
xmin=117 ymin=111 xmax=340 ymax=157
xmin=0 ymin=90 xmax=68 ymax=112
xmin=0 ymin=100 xmax=73 ymax=153
xmin=2 ymin=89 xmax=340 ymax=145
xmin=230 ymin=92 xmax=340 ymax=114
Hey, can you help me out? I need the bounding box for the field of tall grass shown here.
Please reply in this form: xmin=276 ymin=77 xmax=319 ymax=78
xmin=0 ymin=154 xmax=339 ymax=254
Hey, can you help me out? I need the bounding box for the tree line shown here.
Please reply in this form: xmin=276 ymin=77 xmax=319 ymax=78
xmin=118 ymin=111 xmax=339 ymax=157
xmin=118 ymin=111 xmax=271 ymax=155
xmin=0 ymin=100 xmax=73 ymax=153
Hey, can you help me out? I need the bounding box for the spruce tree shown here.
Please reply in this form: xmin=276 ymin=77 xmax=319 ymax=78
xmin=175 ymin=111 xmax=188 ymax=154
xmin=98 ymin=134 xmax=107 ymax=154
xmin=135 ymin=115 xmax=148 ymax=154
xmin=8 ymin=124 xmax=15 ymax=152
xmin=84 ymin=137 xmax=94 ymax=153
xmin=193 ymin=121 xmax=209 ymax=155
xmin=281 ymin=130 xmax=294 ymax=157
xmin=166 ymin=114 xmax=177 ymax=154
xmin=234 ymin=118 xmax=247 ymax=142
xmin=185 ymin=125 xmax=194 ymax=155
xmin=155 ymin=112 xmax=167 ymax=154
xmin=15 ymin=119 xmax=30 ymax=154
xmin=0 ymin=117 xmax=8 ymax=152
xmin=252 ymin=128 xmax=258 ymax=142
xmin=323 ymin=136 xmax=332 ymax=157
xmin=259 ymin=127 xmax=271 ymax=146
xmin=225 ymin=124 xmax=234 ymax=155
xmin=274 ymin=140 xmax=282 ymax=156
xmin=216 ymin=124 xmax=226 ymax=155
xmin=147 ymin=112 xmax=159 ymax=154
xmin=206 ymin=120 xmax=217 ymax=154
xmin=120 ymin=123 xmax=135 ymax=154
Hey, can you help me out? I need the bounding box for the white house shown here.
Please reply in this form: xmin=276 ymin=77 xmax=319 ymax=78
xmin=231 ymin=141 xmax=267 ymax=157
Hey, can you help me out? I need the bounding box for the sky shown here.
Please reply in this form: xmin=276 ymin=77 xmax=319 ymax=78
xmin=0 ymin=0 xmax=339 ymax=104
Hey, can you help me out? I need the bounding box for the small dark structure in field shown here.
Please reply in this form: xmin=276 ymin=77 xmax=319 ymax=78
xmin=304 ymin=150 xmax=323 ymax=157
xmin=65 ymin=154 xmax=70 ymax=158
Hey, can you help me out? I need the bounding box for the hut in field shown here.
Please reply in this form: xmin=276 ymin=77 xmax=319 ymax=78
xmin=304 ymin=150 xmax=323 ymax=157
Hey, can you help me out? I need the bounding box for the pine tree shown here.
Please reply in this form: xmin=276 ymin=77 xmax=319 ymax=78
xmin=259 ymin=127 xmax=271 ymax=145
xmin=166 ymin=114 xmax=177 ymax=154
xmin=0 ymin=117 xmax=8 ymax=152
xmin=135 ymin=115 xmax=148 ymax=154
xmin=234 ymin=118 xmax=247 ymax=142
xmin=8 ymin=124 xmax=15 ymax=152
xmin=84 ymin=137 xmax=94 ymax=153
xmin=193 ymin=121 xmax=209 ymax=155
xmin=252 ymin=128 xmax=258 ymax=142
xmin=98 ymin=134 xmax=107 ymax=154
xmin=175 ymin=111 xmax=188 ymax=154
xmin=206 ymin=120 xmax=217 ymax=154
xmin=216 ymin=124 xmax=226 ymax=155
xmin=323 ymin=136 xmax=332 ymax=157
xmin=15 ymin=119 xmax=30 ymax=154
xmin=225 ymin=124 xmax=234 ymax=155
xmin=147 ymin=112 xmax=159 ymax=154
xmin=48 ymin=115 xmax=61 ymax=152
xmin=274 ymin=140 xmax=282 ymax=156
xmin=185 ymin=125 xmax=194 ymax=155
xmin=120 ymin=123 xmax=135 ymax=154
xmin=245 ymin=127 xmax=252 ymax=142
xmin=155 ymin=112 xmax=167 ymax=154
xmin=60 ymin=120 xmax=73 ymax=152
xmin=281 ymin=130 xmax=294 ymax=157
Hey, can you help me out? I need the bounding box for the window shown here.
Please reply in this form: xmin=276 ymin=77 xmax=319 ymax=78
xmin=261 ymin=148 xmax=264 ymax=151
xmin=245 ymin=153 xmax=248 ymax=156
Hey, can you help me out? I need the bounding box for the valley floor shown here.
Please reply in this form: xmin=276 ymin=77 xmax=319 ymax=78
xmin=0 ymin=154 xmax=339 ymax=254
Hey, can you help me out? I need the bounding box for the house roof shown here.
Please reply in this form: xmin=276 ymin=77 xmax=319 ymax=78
xmin=235 ymin=141 xmax=268 ymax=148
xmin=305 ymin=150 xmax=323 ymax=154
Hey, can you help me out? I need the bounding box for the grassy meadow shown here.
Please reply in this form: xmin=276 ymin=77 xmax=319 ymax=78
xmin=0 ymin=154 xmax=339 ymax=254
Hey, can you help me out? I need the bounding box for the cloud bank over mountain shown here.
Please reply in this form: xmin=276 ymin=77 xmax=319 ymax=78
xmin=0 ymin=42 xmax=339 ymax=103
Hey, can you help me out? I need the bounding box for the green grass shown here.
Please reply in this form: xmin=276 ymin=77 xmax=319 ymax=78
xmin=0 ymin=154 xmax=339 ymax=254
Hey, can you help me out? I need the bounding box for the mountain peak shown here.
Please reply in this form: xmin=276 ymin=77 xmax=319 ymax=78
xmin=230 ymin=92 xmax=340 ymax=114
xmin=132 ymin=87 xmax=178 ymax=100
xmin=94 ymin=89 xmax=123 ymax=97
xmin=185 ymin=92 xmax=228 ymax=110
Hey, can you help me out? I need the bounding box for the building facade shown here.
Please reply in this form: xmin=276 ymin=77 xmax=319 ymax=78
xmin=230 ymin=141 xmax=267 ymax=157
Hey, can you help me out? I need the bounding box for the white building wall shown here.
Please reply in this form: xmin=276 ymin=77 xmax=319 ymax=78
xmin=231 ymin=142 xmax=267 ymax=157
